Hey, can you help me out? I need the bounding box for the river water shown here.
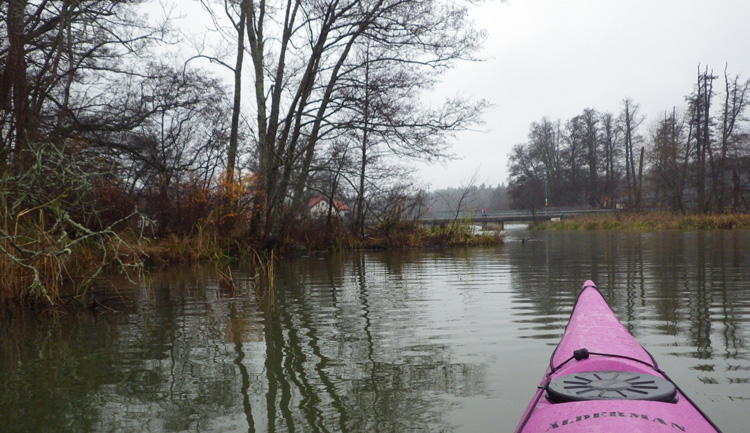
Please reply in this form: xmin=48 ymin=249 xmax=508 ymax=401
xmin=1 ymin=229 xmax=749 ymax=432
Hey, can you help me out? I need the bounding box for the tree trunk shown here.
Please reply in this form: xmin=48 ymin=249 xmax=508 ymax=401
xmin=702 ymin=72 xmax=713 ymax=212
xmin=1 ymin=0 xmax=30 ymax=169
xmin=732 ymin=169 xmax=740 ymax=212
xmin=636 ymin=146 xmax=644 ymax=211
xmin=717 ymin=69 xmax=749 ymax=212
xmin=355 ymin=48 xmax=372 ymax=239
xmin=694 ymin=66 xmax=715 ymax=213
xmin=227 ymin=1 xmax=246 ymax=183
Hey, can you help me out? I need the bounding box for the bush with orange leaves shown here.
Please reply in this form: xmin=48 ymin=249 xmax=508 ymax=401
xmin=205 ymin=170 xmax=260 ymax=239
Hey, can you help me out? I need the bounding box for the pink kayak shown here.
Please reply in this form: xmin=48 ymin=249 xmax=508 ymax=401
xmin=515 ymin=280 xmax=721 ymax=432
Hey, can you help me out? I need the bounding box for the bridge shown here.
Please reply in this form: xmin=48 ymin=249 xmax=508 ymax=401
xmin=420 ymin=207 xmax=616 ymax=229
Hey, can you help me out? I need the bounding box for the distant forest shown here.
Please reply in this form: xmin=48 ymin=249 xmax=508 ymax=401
xmin=506 ymin=67 xmax=750 ymax=213
xmin=428 ymin=184 xmax=509 ymax=216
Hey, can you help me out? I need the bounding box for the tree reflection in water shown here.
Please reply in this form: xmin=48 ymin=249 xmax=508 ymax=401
xmin=0 ymin=231 xmax=749 ymax=432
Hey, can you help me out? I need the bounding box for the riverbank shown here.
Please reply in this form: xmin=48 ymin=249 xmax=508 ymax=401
xmin=1 ymin=219 xmax=502 ymax=313
xmin=142 ymin=220 xmax=503 ymax=265
xmin=532 ymin=212 xmax=750 ymax=230
xmin=361 ymin=221 xmax=503 ymax=249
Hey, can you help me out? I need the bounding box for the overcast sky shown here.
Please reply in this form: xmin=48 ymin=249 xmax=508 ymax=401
xmin=416 ymin=0 xmax=750 ymax=190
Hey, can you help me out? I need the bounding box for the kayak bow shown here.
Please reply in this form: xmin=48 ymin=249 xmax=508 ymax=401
xmin=514 ymin=280 xmax=721 ymax=433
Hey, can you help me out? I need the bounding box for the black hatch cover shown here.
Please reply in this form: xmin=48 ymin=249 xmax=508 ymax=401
xmin=547 ymin=370 xmax=677 ymax=403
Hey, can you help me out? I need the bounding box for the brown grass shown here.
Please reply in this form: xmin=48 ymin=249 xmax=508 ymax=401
xmin=534 ymin=212 xmax=750 ymax=231
xmin=139 ymin=229 xmax=236 ymax=266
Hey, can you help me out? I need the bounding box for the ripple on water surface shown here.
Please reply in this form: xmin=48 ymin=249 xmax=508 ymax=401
xmin=2 ymin=232 xmax=750 ymax=433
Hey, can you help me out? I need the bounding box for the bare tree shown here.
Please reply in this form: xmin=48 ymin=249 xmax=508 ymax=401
xmin=647 ymin=108 xmax=689 ymax=211
xmin=189 ymin=0 xmax=248 ymax=183
xmin=0 ymin=0 xmax=29 ymax=166
xmin=88 ymin=66 xmax=233 ymax=234
xmin=308 ymin=138 xmax=352 ymax=234
xmin=0 ymin=0 xmax=162 ymax=173
xmin=505 ymin=65 xmax=750 ymax=214
xmin=507 ymin=143 xmax=545 ymax=210
xmin=714 ymin=66 xmax=749 ymax=210
xmin=686 ymin=65 xmax=717 ymax=212
xmin=619 ymin=98 xmax=644 ymax=209
xmin=527 ymin=118 xmax=563 ymax=207
xmin=600 ymin=112 xmax=621 ymax=208
xmin=241 ymin=0 xmax=486 ymax=248
xmin=368 ymin=181 xmax=430 ymax=241
xmin=565 ymin=108 xmax=599 ymax=206
xmin=331 ymin=40 xmax=487 ymax=238
xmin=564 ymin=115 xmax=585 ymax=204
xmin=436 ymin=170 xmax=480 ymax=221
xmin=582 ymin=109 xmax=600 ymax=206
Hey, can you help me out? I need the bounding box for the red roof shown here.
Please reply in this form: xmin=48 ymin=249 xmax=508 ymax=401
xmin=308 ymin=195 xmax=348 ymax=211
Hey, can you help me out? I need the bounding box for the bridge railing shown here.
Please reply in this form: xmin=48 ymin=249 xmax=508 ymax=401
xmin=421 ymin=206 xmax=615 ymax=221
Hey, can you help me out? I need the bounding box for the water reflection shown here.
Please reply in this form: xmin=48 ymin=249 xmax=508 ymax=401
xmin=0 ymin=231 xmax=749 ymax=432
xmin=258 ymin=252 xmax=487 ymax=432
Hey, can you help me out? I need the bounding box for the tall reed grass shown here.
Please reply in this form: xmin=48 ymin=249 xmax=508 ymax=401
xmin=418 ymin=220 xmax=502 ymax=247
xmin=1 ymin=215 xmax=144 ymax=310
xmin=250 ymin=249 xmax=275 ymax=307
xmin=1 ymin=142 xmax=144 ymax=312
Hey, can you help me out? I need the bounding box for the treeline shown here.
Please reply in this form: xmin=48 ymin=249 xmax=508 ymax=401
xmin=0 ymin=1 xmax=487 ymax=245
xmin=507 ymin=66 xmax=750 ymax=213
xmin=429 ymin=184 xmax=509 ymax=217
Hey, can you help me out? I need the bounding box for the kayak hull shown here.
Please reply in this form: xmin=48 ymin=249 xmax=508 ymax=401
xmin=514 ymin=281 xmax=720 ymax=433
xmin=519 ymin=399 xmax=709 ymax=432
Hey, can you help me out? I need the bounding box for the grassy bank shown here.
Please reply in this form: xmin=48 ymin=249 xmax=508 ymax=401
xmin=0 ymin=226 xmax=144 ymax=313
xmin=135 ymin=219 xmax=504 ymax=262
xmin=360 ymin=220 xmax=503 ymax=249
xmin=533 ymin=212 xmax=750 ymax=231
xmin=2 ymin=218 xmax=502 ymax=313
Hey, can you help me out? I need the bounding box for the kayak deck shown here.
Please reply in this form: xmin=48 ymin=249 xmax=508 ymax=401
xmin=515 ymin=281 xmax=721 ymax=432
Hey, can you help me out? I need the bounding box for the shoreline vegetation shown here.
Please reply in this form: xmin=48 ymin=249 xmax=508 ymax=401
xmin=141 ymin=219 xmax=503 ymax=267
xmin=0 ymin=143 xmax=503 ymax=316
xmin=1 ymin=215 xmax=502 ymax=316
xmin=532 ymin=212 xmax=750 ymax=231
